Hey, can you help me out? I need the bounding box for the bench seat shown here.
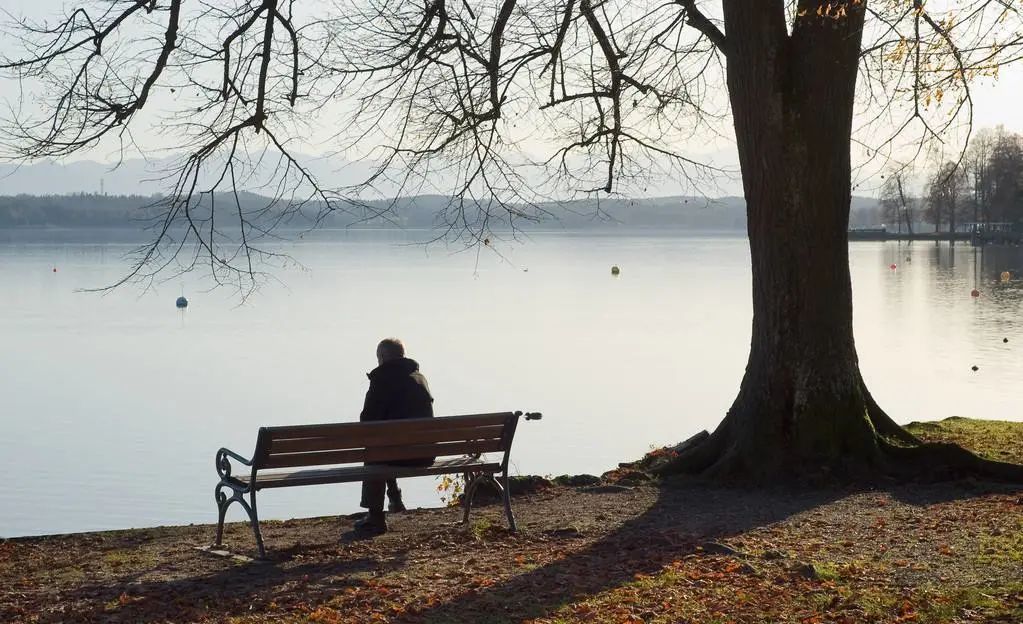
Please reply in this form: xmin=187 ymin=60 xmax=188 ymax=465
xmin=234 ymin=456 xmax=503 ymax=489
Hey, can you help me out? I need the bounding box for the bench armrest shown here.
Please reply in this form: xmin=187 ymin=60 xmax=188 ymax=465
xmin=216 ymin=447 xmax=253 ymax=480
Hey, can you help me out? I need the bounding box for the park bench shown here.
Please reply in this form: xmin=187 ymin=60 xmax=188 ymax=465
xmin=213 ymin=411 xmax=538 ymax=557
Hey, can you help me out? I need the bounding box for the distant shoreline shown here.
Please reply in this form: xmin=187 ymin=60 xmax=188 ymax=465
xmin=5 ymin=226 xmax=1018 ymax=245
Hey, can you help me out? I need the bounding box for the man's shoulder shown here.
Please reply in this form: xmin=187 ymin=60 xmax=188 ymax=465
xmin=369 ymin=358 xmax=421 ymax=379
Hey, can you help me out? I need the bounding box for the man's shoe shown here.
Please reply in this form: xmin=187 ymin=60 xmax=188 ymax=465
xmin=387 ymin=498 xmax=407 ymax=513
xmin=353 ymin=512 xmax=387 ymax=534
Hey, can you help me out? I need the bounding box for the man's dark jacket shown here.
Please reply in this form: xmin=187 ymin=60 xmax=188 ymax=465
xmin=360 ymin=357 xmax=434 ymax=466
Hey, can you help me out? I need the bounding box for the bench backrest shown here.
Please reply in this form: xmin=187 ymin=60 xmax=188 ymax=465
xmin=251 ymin=412 xmax=521 ymax=471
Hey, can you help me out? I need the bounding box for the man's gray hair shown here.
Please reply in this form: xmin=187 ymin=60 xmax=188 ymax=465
xmin=376 ymin=338 xmax=405 ymax=360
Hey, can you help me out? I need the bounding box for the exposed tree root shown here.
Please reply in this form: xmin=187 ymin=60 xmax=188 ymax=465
xmin=859 ymin=375 xmax=920 ymax=446
xmin=653 ymin=427 xmax=726 ymax=477
xmin=860 ymin=378 xmax=1023 ymax=482
xmin=880 ymin=439 xmax=1023 ymax=482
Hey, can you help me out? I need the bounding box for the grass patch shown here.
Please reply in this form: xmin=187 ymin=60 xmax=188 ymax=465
xmin=976 ymin=520 xmax=1023 ymax=566
xmin=44 ymin=564 xmax=88 ymax=584
xmin=799 ymin=582 xmax=1023 ymax=624
xmin=913 ymin=583 xmax=1023 ymax=624
xmin=102 ymin=548 xmax=158 ymax=569
xmin=848 ymin=586 xmax=902 ymax=620
xmin=810 ymin=561 xmax=842 ymax=581
xmin=905 ymin=417 xmax=1023 ymax=464
xmin=470 ymin=518 xmax=493 ymax=541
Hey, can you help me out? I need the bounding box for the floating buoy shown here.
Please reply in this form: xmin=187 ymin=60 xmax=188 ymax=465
xmin=52 ymin=267 xmax=57 ymax=273
xmin=611 ymin=265 xmax=621 ymax=276
xmin=1004 ymin=338 xmax=1009 ymax=343
xmin=971 ymin=365 xmax=979 ymax=372
xmin=970 ymin=289 xmax=980 ymax=298
xmin=889 ymin=263 xmax=897 ymax=270
xmin=1001 ymin=271 xmax=1012 ymax=282
xmin=175 ymin=296 xmax=188 ymax=309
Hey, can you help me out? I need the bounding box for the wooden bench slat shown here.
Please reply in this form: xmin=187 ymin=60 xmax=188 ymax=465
xmin=263 ymin=412 xmax=515 ymax=441
xmin=259 ymin=438 xmax=506 ymax=469
xmin=268 ymin=424 xmax=507 ymax=454
xmin=240 ymin=457 xmax=503 ymax=489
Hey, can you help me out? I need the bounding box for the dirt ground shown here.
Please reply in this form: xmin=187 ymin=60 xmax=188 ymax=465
xmin=1 ymin=418 xmax=1022 ymax=624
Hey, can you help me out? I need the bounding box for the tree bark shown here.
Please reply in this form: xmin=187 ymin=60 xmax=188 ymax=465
xmin=896 ymin=176 xmax=914 ymax=235
xmin=950 ymin=196 xmax=957 ymax=238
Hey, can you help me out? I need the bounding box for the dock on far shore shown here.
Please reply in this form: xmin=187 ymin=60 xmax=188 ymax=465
xmin=848 ymin=227 xmax=1022 ymax=244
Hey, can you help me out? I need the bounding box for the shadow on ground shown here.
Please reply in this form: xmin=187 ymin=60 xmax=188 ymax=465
xmin=404 ymin=479 xmax=1021 ymax=623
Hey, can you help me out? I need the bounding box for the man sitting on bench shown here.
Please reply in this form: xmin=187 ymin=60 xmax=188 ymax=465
xmin=354 ymin=337 xmax=435 ymax=534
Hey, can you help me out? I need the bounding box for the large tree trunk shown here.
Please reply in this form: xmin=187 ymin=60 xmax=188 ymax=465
xmin=657 ymin=1 xmax=1022 ymax=482
xmin=705 ymin=1 xmax=881 ymax=479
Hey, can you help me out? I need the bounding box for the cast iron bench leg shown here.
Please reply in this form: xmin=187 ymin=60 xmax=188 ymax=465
xmin=238 ymin=492 xmax=266 ymax=559
xmin=462 ymin=471 xmax=481 ymax=525
xmin=213 ymin=484 xmax=266 ymax=558
xmin=460 ymin=471 xmax=516 ymax=532
xmin=214 ymin=484 xmax=230 ymax=547
xmin=500 ymin=472 xmax=516 ymax=532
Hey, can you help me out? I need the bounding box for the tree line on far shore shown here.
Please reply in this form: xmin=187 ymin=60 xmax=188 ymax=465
xmin=0 ymin=193 xmax=163 ymax=227
xmin=878 ymin=127 xmax=1023 ymax=235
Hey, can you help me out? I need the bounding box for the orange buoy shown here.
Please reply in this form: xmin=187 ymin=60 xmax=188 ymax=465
xmin=1001 ymin=271 xmax=1011 ymax=282
xmin=970 ymin=289 xmax=980 ymax=298
xmin=889 ymin=264 xmax=897 ymax=270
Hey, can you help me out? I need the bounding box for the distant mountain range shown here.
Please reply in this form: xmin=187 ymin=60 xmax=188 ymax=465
xmin=0 ymin=155 xmax=378 ymax=197
xmin=0 ymin=191 xmax=884 ymax=230
xmin=0 ymin=151 xmax=742 ymax=197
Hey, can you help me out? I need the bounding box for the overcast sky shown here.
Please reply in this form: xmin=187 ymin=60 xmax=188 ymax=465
xmin=2 ymin=0 xmax=1021 ymax=198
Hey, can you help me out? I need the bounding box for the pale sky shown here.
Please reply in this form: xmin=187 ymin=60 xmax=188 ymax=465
xmin=2 ymin=0 xmax=1021 ymax=198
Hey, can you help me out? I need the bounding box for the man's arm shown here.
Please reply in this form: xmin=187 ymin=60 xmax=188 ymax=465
xmin=360 ymin=378 xmax=388 ymax=422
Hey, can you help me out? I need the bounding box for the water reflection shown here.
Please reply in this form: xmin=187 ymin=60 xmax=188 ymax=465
xmin=856 ymin=241 xmax=1022 ymax=430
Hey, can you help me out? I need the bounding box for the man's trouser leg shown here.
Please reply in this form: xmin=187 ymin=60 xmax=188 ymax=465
xmin=360 ymin=479 xmax=386 ymax=512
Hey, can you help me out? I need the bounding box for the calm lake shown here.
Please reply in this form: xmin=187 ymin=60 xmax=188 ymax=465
xmin=1 ymin=230 xmax=1021 ymax=537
